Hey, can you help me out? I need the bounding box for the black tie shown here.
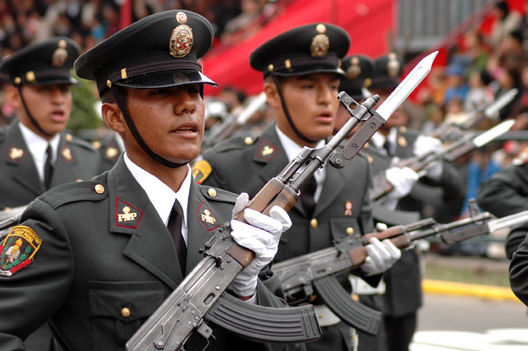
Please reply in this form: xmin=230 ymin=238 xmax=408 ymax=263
xmin=299 ymin=174 xmax=317 ymax=219
xmin=168 ymin=199 xmax=186 ymax=272
xmin=383 ymin=139 xmax=392 ymax=157
xmin=43 ymin=144 xmax=54 ymax=189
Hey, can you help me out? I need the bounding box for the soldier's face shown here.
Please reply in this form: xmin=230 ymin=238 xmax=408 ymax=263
xmin=274 ymin=73 xmax=340 ymax=146
xmin=124 ymin=84 xmax=205 ymax=164
xmin=9 ymin=84 xmax=72 ymax=139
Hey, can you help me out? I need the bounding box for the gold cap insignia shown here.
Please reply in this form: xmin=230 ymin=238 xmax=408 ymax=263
xmin=8 ymin=147 xmax=24 ymax=161
xmin=192 ymin=159 xmax=212 ymax=184
xmin=387 ymin=53 xmax=400 ymax=78
xmin=14 ymin=77 xmax=21 ymax=85
xmin=105 ymin=147 xmax=119 ymax=159
xmin=169 ymin=12 xmax=193 ymax=58
xmin=51 ymin=40 xmax=68 ymax=67
xmin=346 ymin=57 xmax=361 ymax=79
xmin=344 ymin=201 xmax=353 ymax=216
xmin=311 ymin=33 xmax=330 ymax=58
xmin=26 ymin=71 xmax=35 ymax=83
xmin=62 ymin=147 xmax=72 ymax=161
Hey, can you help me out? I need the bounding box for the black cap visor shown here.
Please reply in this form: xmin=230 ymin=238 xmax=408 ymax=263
xmin=112 ymin=70 xmax=217 ymax=91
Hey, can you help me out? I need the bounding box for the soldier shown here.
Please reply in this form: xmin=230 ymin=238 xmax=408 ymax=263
xmin=194 ymin=24 xmax=401 ymax=351
xmin=364 ymin=53 xmax=465 ymax=351
xmin=0 ymin=37 xmax=102 ymax=209
xmin=0 ymin=37 xmax=102 ymax=350
xmin=0 ymin=10 xmax=295 ymax=351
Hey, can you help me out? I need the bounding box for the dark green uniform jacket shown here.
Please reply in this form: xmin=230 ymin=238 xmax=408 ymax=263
xmin=477 ymin=162 xmax=528 ymax=259
xmin=0 ymin=122 xmax=102 ymax=209
xmin=0 ymin=157 xmax=291 ymax=351
xmin=198 ymin=124 xmax=378 ymax=351
xmin=364 ymin=127 xmax=465 ymax=318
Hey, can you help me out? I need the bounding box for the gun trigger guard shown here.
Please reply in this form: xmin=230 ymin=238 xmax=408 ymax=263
xmin=196 ymin=321 xmax=213 ymax=348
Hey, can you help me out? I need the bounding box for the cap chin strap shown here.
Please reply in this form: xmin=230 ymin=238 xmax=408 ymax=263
xmin=110 ymin=86 xmax=188 ymax=168
xmin=17 ymin=86 xmax=53 ymax=137
xmin=271 ymin=75 xmax=318 ymax=144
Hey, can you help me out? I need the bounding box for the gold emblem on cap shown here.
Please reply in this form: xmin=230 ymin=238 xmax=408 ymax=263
xmin=387 ymin=53 xmax=400 ymax=77
xmin=346 ymin=57 xmax=361 ymax=79
xmin=267 ymin=64 xmax=274 ymax=72
xmin=26 ymin=71 xmax=35 ymax=83
xmin=52 ymin=41 xmax=68 ymax=67
xmin=170 ymin=12 xmax=193 ymax=58
xmin=398 ymin=136 xmax=408 ymax=148
xmin=14 ymin=77 xmax=21 ymax=85
xmin=94 ymin=184 xmax=105 ymax=194
xmin=284 ymin=59 xmax=292 ymax=70
xmin=311 ymin=33 xmax=330 ymax=58
xmin=107 ymin=80 xmax=112 ymax=88
xmin=121 ymin=68 xmax=127 ymax=79
xmin=364 ymin=77 xmax=372 ymax=88
xmin=316 ymin=24 xmax=326 ymax=33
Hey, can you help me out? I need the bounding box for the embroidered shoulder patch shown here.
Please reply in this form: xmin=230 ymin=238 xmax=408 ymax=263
xmin=0 ymin=226 xmax=42 ymax=277
xmin=192 ymin=160 xmax=212 ymax=184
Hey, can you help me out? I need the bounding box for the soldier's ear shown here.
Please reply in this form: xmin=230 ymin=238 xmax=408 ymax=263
xmin=263 ymin=81 xmax=281 ymax=108
xmin=101 ymin=102 xmax=126 ymax=134
xmin=6 ymin=86 xmax=22 ymax=109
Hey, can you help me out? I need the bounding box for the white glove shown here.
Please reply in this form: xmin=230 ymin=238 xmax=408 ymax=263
xmin=385 ymin=167 xmax=419 ymax=199
xmin=361 ymin=237 xmax=401 ymax=276
xmin=413 ymin=135 xmax=443 ymax=181
xmin=229 ymin=193 xmax=292 ymax=297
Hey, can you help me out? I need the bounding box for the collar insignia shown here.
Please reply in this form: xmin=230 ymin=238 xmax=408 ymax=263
xmin=398 ymin=136 xmax=408 ymax=148
xmin=0 ymin=226 xmax=42 ymax=277
xmin=8 ymin=147 xmax=24 ymax=162
xmin=344 ymin=201 xmax=353 ymax=216
xmin=169 ymin=12 xmax=193 ymax=58
xmin=115 ymin=197 xmax=143 ymax=229
xmin=257 ymin=138 xmax=278 ymax=161
xmin=196 ymin=201 xmax=220 ymax=231
xmin=61 ymin=146 xmax=73 ymax=162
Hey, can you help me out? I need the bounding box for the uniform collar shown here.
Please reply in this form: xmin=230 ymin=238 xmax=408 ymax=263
xmin=18 ymin=121 xmax=60 ymax=164
xmin=123 ymin=152 xmax=190 ymax=242
xmin=372 ymin=128 xmax=398 ymax=153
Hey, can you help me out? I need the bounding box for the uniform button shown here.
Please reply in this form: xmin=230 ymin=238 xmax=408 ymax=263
xmin=346 ymin=227 xmax=354 ymax=235
xmin=120 ymin=307 xmax=131 ymax=318
xmin=244 ymin=137 xmax=253 ymax=145
xmin=94 ymin=184 xmax=105 ymax=194
xmin=208 ymin=188 xmax=217 ymax=198
xmin=351 ymin=294 xmax=360 ymax=302
xmin=310 ymin=218 xmax=318 ymax=228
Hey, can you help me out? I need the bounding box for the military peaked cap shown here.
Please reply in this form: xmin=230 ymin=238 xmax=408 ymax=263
xmin=369 ymin=52 xmax=403 ymax=90
xmin=74 ymin=10 xmax=217 ymax=95
xmin=250 ymin=23 xmax=350 ymax=77
xmin=339 ymin=54 xmax=374 ymax=99
xmin=0 ymin=37 xmax=80 ymax=86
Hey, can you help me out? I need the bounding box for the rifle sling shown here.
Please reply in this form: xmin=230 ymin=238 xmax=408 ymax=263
xmin=205 ymin=293 xmax=322 ymax=343
xmin=313 ymin=276 xmax=381 ymax=335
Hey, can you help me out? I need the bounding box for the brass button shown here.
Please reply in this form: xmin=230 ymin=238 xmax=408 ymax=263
xmin=207 ymin=188 xmax=217 ymax=198
xmin=351 ymin=293 xmax=360 ymax=302
xmin=120 ymin=307 xmax=131 ymax=318
xmin=346 ymin=227 xmax=354 ymax=235
xmin=244 ymin=137 xmax=253 ymax=145
xmin=310 ymin=218 xmax=318 ymax=228
xmin=94 ymin=184 xmax=105 ymax=194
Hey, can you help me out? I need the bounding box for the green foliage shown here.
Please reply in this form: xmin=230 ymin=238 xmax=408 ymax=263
xmin=67 ymin=72 xmax=102 ymax=136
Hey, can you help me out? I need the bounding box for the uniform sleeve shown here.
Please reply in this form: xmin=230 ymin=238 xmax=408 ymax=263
xmin=0 ymin=198 xmax=74 ymax=349
xmin=509 ymin=231 xmax=528 ymax=306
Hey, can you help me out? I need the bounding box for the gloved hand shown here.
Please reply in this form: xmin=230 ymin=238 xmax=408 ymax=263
xmin=385 ymin=166 xmax=419 ymax=199
xmin=413 ymin=135 xmax=443 ymax=180
xmin=361 ymin=237 xmax=401 ymax=276
xmin=229 ymin=193 xmax=292 ymax=297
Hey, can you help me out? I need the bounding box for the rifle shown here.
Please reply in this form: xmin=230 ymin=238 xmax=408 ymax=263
xmin=430 ymin=88 xmax=518 ymax=141
xmin=125 ymin=51 xmax=438 ymax=351
xmin=272 ymin=200 xmax=528 ymax=330
xmin=370 ymin=118 xmax=516 ymax=201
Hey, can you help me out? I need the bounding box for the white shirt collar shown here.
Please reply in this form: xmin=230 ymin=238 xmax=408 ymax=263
xmin=123 ymin=153 xmax=190 ymax=242
xmin=372 ymin=128 xmax=398 ymax=154
xmin=18 ymin=122 xmax=60 ymax=180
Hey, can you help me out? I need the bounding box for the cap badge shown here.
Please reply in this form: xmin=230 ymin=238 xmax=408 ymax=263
xmin=51 ymin=40 xmax=68 ymax=67
xmin=170 ymin=12 xmax=194 ymax=58
xmin=311 ymin=34 xmax=329 ymax=58
xmin=346 ymin=57 xmax=361 ymax=79
xmin=387 ymin=53 xmax=400 ymax=77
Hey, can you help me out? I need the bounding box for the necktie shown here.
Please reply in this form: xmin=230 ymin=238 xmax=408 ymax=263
xmin=168 ymin=199 xmax=186 ymax=272
xmin=43 ymin=144 xmax=54 ymax=189
xmin=299 ymin=174 xmax=317 ymax=219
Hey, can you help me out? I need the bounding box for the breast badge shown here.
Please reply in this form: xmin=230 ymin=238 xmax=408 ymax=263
xmin=196 ymin=202 xmax=220 ymax=231
xmin=115 ymin=198 xmax=144 ymax=229
xmin=0 ymin=226 xmax=42 ymax=277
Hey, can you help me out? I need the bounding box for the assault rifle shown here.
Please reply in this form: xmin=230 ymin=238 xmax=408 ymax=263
xmin=370 ymin=118 xmax=515 ymax=201
xmin=430 ymin=88 xmax=518 ymax=142
xmin=272 ymin=201 xmax=528 ymax=331
xmin=125 ymin=51 xmax=438 ymax=351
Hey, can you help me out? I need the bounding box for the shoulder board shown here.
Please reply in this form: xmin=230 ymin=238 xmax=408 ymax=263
xmin=65 ymin=134 xmax=98 ymax=153
xmin=198 ymin=185 xmax=237 ymax=204
xmin=39 ymin=175 xmax=109 ymax=209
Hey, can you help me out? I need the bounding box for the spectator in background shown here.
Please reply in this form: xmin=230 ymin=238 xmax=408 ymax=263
xmin=444 ymin=64 xmax=469 ymax=107
xmin=489 ymin=0 xmax=522 ymax=51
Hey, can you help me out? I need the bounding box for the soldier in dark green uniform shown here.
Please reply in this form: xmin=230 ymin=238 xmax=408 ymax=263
xmin=0 ymin=36 xmax=102 ymax=350
xmin=0 ymin=37 xmax=102 ymax=209
xmin=0 ymin=10 xmax=295 ymax=351
xmin=194 ymin=24 xmax=402 ymax=351
xmin=364 ymin=53 xmax=465 ymax=351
